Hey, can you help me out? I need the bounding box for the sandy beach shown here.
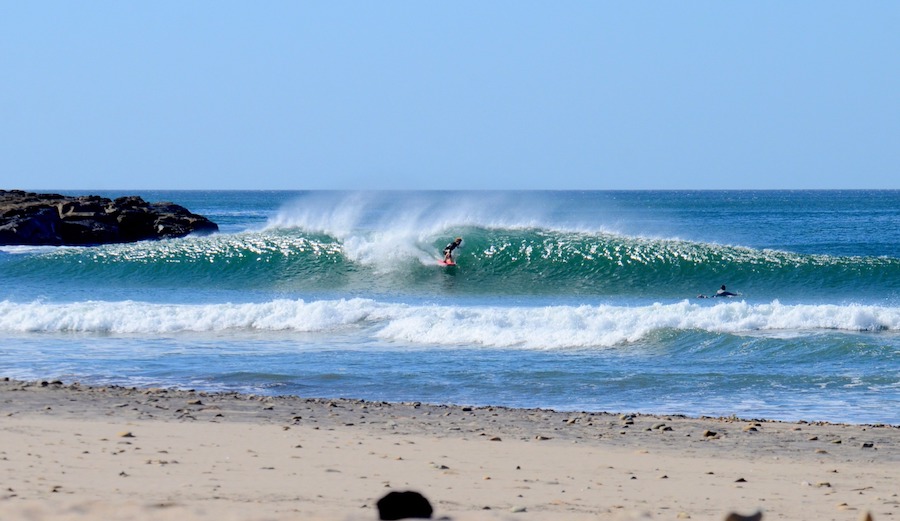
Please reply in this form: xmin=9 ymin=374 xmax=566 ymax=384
xmin=1 ymin=377 xmax=897 ymax=521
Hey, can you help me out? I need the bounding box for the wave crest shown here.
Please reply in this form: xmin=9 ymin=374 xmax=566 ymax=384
xmin=5 ymin=223 xmax=900 ymax=298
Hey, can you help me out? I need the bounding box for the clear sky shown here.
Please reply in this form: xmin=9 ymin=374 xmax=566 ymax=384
xmin=2 ymin=2 xmax=898 ymax=190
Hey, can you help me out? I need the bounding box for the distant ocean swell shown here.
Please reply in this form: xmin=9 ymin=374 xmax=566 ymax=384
xmin=4 ymin=226 xmax=900 ymax=299
xmin=2 ymin=299 xmax=899 ymax=348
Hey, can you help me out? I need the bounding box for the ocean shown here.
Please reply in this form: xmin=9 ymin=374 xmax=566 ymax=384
xmin=1 ymin=190 xmax=898 ymax=425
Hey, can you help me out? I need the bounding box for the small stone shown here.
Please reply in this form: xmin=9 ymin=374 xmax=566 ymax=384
xmin=489 ymin=436 xmax=502 ymax=442
xmin=725 ymin=512 xmax=762 ymax=521
xmin=118 ymin=431 xmax=135 ymax=438
xmin=376 ymin=491 xmax=433 ymax=520
xmin=860 ymin=442 xmax=874 ymax=449
xmin=702 ymin=430 xmax=717 ymax=437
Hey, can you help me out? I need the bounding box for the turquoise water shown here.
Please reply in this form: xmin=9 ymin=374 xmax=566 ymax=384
xmin=1 ymin=191 xmax=898 ymax=424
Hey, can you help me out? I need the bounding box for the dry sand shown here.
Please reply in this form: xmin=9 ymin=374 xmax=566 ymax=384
xmin=1 ymin=377 xmax=898 ymax=521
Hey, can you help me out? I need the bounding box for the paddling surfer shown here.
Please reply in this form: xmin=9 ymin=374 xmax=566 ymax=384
xmin=698 ymin=284 xmax=739 ymax=298
xmin=715 ymin=284 xmax=738 ymax=297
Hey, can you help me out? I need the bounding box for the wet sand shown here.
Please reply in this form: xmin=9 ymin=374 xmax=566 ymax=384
xmin=1 ymin=377 xmax=898 ymax=520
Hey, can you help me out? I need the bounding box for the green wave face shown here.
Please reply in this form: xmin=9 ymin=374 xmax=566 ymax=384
xmin=440 ymin=227 xmax=900 ymax=298
xmin=5 ymin=227 xmax=900 ymax=300
xmin=3 ymin=231 xmax=351 ymax=294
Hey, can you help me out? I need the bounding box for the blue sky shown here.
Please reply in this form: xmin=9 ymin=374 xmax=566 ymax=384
xmin=2 ymin=2 xmax=898 ymax=190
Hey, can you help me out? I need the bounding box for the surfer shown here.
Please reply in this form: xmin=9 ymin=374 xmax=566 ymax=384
xmin=698 ymin=285 xmax=739 ymax=299
xmin=715 ymin=285 xmax=738 ymax=297
xmin=443 ymin=237 xmax=462 ymax=263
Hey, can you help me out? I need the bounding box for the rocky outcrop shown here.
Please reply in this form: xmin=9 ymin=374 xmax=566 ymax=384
xmin=0 ymin=190 xmax=218 ymax=246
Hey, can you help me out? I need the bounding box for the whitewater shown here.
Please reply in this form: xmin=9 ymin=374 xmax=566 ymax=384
xmin=1 ymin=190 xmax=898 ymax=424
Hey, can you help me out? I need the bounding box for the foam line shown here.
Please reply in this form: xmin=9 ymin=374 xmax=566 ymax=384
xmin=2 ymin=299 xmax=898 ymax=348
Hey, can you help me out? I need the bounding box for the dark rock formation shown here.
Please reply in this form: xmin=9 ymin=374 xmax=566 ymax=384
xmin=376 ymin=490 xmax=433 ymax=520
xmin=0 ymin=190 xmax=218 ymax=246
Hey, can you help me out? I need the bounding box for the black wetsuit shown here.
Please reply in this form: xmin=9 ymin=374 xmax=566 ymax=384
xmin=443 ymin=240 xmax=460 ymax=258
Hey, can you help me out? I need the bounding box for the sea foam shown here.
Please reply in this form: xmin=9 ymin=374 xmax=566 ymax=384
xmin=2 ymin=299 xmax=898 ymax=348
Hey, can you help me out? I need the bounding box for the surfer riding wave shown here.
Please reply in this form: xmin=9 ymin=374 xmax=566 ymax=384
xmin=442 ymin=237 xmax=462 ymax=263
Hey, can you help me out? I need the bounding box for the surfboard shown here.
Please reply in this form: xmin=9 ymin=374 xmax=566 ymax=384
xmin=438 ymin=259 xmax=456 ymax=267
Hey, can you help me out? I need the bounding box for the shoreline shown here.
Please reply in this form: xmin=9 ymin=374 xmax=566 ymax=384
xmin=2 ymin=377 xmax=899 ymax=520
